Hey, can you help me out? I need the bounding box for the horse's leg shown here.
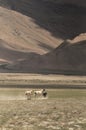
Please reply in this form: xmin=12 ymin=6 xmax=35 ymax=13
xmin=27 ymin=94 xmax=31 ymax=100
xmin=30 ymin=94 xmax=31 ymax=100
xmin=34 ymin=92 xmax=37 ymax=98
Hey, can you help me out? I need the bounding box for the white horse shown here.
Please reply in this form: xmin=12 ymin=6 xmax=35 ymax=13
xmin=25 ymin=90 xmax=33 ymax=100
xmin=34 ymin=89 xmax=44 ymax=98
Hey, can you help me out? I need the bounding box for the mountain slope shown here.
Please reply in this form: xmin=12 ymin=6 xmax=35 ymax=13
xmin=1 ymin=0 xmax=86 ymax=46
xmin=0 ymin=39 xmax=41 ymax=72
xmin=1 ymin=0 xmax=86 ymax=40
xmin=0 ymin=0 xmax=86 ymax=74
xmin=0 ymin=6 xmax=60 ymax=55
xmin=3 ymin=34 xmax=86 ymax=75
xmin=41 ymin=34 xmax=86 ymax=75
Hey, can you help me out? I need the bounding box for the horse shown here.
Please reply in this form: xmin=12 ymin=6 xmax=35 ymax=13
xmin=25 ymin=90 xmax=33 ymax=100
xmin=34 ymin=89 xmax=43 ymax=98
xmin=42 ymin=89 xmax=47 ymax=97
xmin=34 ymin=89 xmax=47 ymax=98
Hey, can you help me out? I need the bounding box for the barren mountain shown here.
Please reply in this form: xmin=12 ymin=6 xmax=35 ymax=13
xmin=1 ymin=0 xmax=86 ymax=40
xmin=42 ymin=34 xmax=86 ymax=75
xmin=3 ymin=34 xmax=86 ymax=75
xmin=0 ymin=6 xmax=59 ymax=54
xmin=0 ymin=0 xmax=86 ymax=74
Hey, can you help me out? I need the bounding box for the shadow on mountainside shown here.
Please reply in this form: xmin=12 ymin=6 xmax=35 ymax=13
xmin=1 ymin=39 xmax=86 ymax=75
xmin=1 ymin=0 xmax=86 ymax=75
xmin=1 ymin=0 xmax=86 ymax=40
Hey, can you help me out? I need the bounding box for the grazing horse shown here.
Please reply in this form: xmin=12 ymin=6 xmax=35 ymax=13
xmin=25 ymin=90 xmax=33 ymax=100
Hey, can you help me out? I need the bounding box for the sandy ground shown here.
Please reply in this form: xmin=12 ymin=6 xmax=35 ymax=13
xmin=0 ymin=98 xmax=86 ymax=130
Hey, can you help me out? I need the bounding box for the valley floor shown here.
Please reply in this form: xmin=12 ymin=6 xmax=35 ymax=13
xmin=0 ymin=73 xmax=86 ymax=87
xmin=0 ymin=74 xmax=86 ymax=130
xmin=0 ymin=88 xmax=86 ymax=130
xmin=0 ymin=98 xmax=86 ymax=130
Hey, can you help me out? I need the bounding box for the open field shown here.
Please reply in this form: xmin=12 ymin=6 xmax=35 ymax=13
xmin=0 ymin=73 xmax=86 ymax=88
xmin=0 ymin=74 xmax=86 ymax=130
xmin=0 ymin=88 xmax=86 ymax=99
xmin=0 ymin=88 xmax=86 ymax=130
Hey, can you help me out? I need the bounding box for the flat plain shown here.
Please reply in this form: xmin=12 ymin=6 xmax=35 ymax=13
xmin=0 ymin=73 xmax=86 ymax=130
xmin=0 ymin=73 xmax=86 ymax=87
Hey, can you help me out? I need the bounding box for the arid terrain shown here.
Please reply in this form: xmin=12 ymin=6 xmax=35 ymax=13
xmin=0 ymin=73 xmax=86 ymax=87
xmin=0 ymin=74 xmax=86 ymax=130
xmin=0 ymin=88 xmax=86 ymax=130
xmin=0 ymin=1 xmax=86 ymax=130
xmin=0 ymin=0 xmax=86 ymax=74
